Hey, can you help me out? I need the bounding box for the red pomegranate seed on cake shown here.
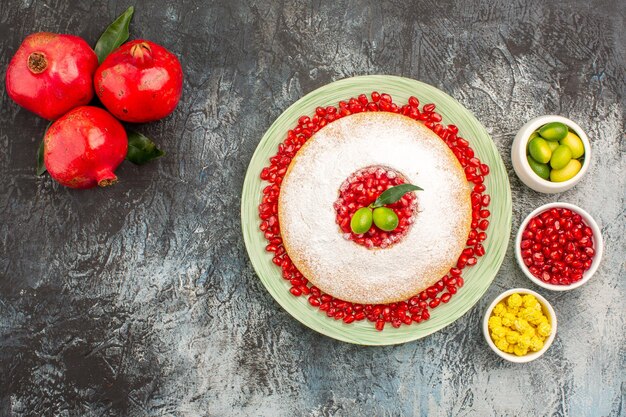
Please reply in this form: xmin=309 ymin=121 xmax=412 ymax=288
xmin=257 ymin=92 xmax=492 ymax=329
xmin=334 ymin=166 xmax=417 ymax=249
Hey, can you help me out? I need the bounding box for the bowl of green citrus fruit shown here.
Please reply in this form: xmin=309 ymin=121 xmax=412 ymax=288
xmin=512 ymin=115 xmax=590 ymax=193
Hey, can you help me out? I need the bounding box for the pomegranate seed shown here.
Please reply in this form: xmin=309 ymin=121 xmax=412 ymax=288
xmin=343 ymin=315 xmax=356 ymax=324
xmin=450 ymin=268 xmax=462 ymax=276
xmin=456 ymin=138 xmax=469 ymax=147
xmin=520 ymin=207 xmax=596 ymax=286
xmin=289 ymin=287 xmax=302 ymax=296
xmin=335 ymin=166 xmax=415 ymax=248
xmin=429 ymin=298 xmax=440 ymax=308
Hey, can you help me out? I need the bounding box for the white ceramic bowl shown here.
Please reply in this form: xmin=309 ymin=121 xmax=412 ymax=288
xmin=483 ymin=288 xmax=557 ymax=363
xmin=512 ymin=115 xmax=591 ymax=193
xmin=515 ymin=202 xmax=603 ymax=291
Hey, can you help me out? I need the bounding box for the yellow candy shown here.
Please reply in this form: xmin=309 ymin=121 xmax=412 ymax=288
xmin=491 ymin=326 xmax=506 ymax=340
xmin=492 ymin=302 xmax=507 ymax=317
xmin=514 ymin=345 xmax=529 ymax=356
xmin=523 ymin=327 xmax=536 ymax=338
xmin=506 ymin=330 xmax=520 ymax=345
xmin=501 ymin=312 xmax=516 ymax=327
xmin=525 ymin=300 xmax=542 ymax=312
xmin=514 ymin=318 xmax=530 ymax=333
xmin=488 ymin=316 xmax=503 ymax=330
xmin=530 ymin=336 xmax=544 ymax=352
xmin=537 ymin=322 xmax=552 ymax=337
xmin=520 ymin=308 xmax=542 ymax=324
xmin=507 ymin=306 xmax=520 ymax=315
xmin=508 ymin=293 xmax=523 ymax=308
xmin=518 ymin=307 xmax=531 ymax=320
xmin=522 ymin=294 xmax=537 ymax=308
xmin=518 ymin=335 xmax=531 ymax=350
xmin=506 ymin=345 xmax=515 ymax=354
xmin=496 ymin=339 xmax=509 ymax=351
xmin=527 ymin=311 xmax=543 ymax=326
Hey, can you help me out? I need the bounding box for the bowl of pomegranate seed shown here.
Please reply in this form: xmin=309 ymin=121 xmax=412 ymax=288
xmin=512 ymin=115 xmax=591 ymax=193
xmin=515 ymin=202 xmax=603 ymax=291
xmin=483 ymin=288 xmax=557 ymax=363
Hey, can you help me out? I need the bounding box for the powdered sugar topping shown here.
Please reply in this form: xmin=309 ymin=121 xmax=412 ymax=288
xmin=278 ymin=112 xmax=472 ymax=304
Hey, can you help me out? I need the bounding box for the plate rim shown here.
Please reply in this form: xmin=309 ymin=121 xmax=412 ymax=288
xmin=241 ymin=74 xmax=512 ymax=345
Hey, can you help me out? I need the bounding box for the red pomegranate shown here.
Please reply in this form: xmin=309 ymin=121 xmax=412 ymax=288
xmin=94 ymin=40 xmax=183 ymax=123
xmin=44 ymin=106 xmax=128 ymax=189
xmin=5 ymin=32 xmax=98 ymax=120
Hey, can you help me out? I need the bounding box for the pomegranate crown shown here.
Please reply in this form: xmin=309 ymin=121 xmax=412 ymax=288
xmin=28 ymin=52 xmax=47 ymax=74
xmin=130 ymin=42 xmax=152 ymax=63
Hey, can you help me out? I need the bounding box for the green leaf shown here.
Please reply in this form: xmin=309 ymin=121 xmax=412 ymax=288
xmin=371 ymin=183 xmax=423 ymax=208
xmin=126 ymin=129 xmax=165 ymax=165
xmin=94 ymin=6 xmax=134 ymax=64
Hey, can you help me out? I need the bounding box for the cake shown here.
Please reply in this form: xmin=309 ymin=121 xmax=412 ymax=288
xmin=278 ymin=112 xmax=472 ymax=305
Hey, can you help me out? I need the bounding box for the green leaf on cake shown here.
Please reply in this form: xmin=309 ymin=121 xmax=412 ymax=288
xmin=371 ymin=183 xmax=422 ymax=208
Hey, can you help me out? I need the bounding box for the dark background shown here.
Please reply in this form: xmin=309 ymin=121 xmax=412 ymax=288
xmin=0 ymin=0 xmax=624 ymax=416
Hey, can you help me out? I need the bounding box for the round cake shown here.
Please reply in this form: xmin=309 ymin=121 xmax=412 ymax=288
xmin=278 ymin=112 xmax=472 ymax=304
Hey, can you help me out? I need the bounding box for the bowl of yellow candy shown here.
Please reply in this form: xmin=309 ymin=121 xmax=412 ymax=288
xmin=483 ymin=288 xmax=557 ymax=363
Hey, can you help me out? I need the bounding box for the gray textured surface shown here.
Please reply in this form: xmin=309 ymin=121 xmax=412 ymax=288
xmin=0 ymin=0 xmax=624 ymax=416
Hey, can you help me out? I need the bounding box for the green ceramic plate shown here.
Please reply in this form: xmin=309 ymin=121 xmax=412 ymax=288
xmin=241 ymin=75 xmax=512 ymax=345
